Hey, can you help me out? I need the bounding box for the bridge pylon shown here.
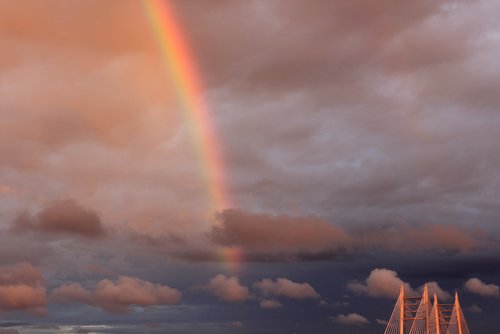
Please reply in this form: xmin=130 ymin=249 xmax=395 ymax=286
xmin=383 ymin=285 xmax=470 ymax=334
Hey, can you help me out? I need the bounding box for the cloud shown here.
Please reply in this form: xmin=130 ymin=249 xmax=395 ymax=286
xmin=353 ymin=223 xmax=478 ymax=252
xmin=211 ymin=209 xmax=350 ymax=258
xmin=207 ymin=210 xmax=481 ymax=263
xmin=259 ymin=299 xmax=283 ymax=309
xmin=226 ymin=321 xmax=244 ymax=328
xmin=12 ymin=199 xmax=106 ymax=238
xmin=0 ymin=262 xmax=43 ymax=286
xmin=466 ymin=304 xmax=482 ymax=313
xmin=464 ymin=278 xmax=499 ymax=298
xmin=376 ymin=319 xmax=389 ymax=326
xmin=333 ymin=313 xmax=370 ymax=326
xmin=348 ymin=268 xmax=452 ymax=301
xmin=51 ymin=276 xmax=181 ymax=313
xmin=423 ymin=281 xmax=452 ymax=301
xmin=0 ymin=263 xmax=46 ymax=315
xmin=201 ymin=275 xmax=250 ymax=302
xmin=254 ymin=278 xmax=320 ymax=299
xmin=0 ymin=330 xmax=20 ymax=334
xmin=348 ymin=268 xmax=414 ymax=299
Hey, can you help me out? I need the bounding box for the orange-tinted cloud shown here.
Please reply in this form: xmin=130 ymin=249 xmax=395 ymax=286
xmin=51 ymin=276 xmax=181 ymax=313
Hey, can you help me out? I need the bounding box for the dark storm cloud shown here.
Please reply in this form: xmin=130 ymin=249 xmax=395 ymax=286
xmin=11 ymin=199 xmax=107 ymax=238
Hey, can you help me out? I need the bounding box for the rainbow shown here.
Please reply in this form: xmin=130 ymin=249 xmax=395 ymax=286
xmin=142 ymin=0 xmax=230 ymax=213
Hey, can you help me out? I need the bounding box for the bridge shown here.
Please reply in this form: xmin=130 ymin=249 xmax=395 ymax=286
xmin=384 ymin=285 xmax=470 ymax=334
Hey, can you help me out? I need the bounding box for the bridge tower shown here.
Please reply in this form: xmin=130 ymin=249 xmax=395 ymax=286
xmin=383 ymin=285 xmax=470 ymax=334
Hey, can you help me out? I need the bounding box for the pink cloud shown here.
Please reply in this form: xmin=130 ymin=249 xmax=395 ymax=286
xmin=0 ymin=262 xmax=43 ymax=286
xmin=208 ymin=210 xmax=480 ymax=262
xmin=464 ymin=278 xmax=499 ymax=298
xmin=51 ymin=276 xmax=181 ymax=313
xmin=259 ymin=299 xmax=283 ymax=309
xmin=0 ymin=263 xmax=46 ymax=315
xmin=211 ymin=209 xmax=350 ymax=256
xmin=0 ymin=330 xmax=20 ymax=334
xmin=254 ymin=278 xmax=320 ymax=299
xmin=334 ymin=313 xmax=370 ymax=326
xmin=348 ymin=268 xmax=414 ymax=299
xmin=12 ymin=199 xmax=106 ymax=238
xmin=202 ymin=275 xmax=250 ymax=302
xmin=421 ymin=281 xmax=452 ymax=301
xmin=349 ymin=269 xmax=452 ymax=301
xmin=354 ymin=224 xmax=478 ymax=252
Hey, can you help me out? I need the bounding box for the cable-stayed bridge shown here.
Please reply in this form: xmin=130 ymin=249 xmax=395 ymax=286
xmin=384 ymin=285 xmax=470 ymax=334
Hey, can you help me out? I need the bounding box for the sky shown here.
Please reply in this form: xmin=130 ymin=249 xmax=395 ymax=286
xmin=0 ymin=0 xmax=500 ymax=333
